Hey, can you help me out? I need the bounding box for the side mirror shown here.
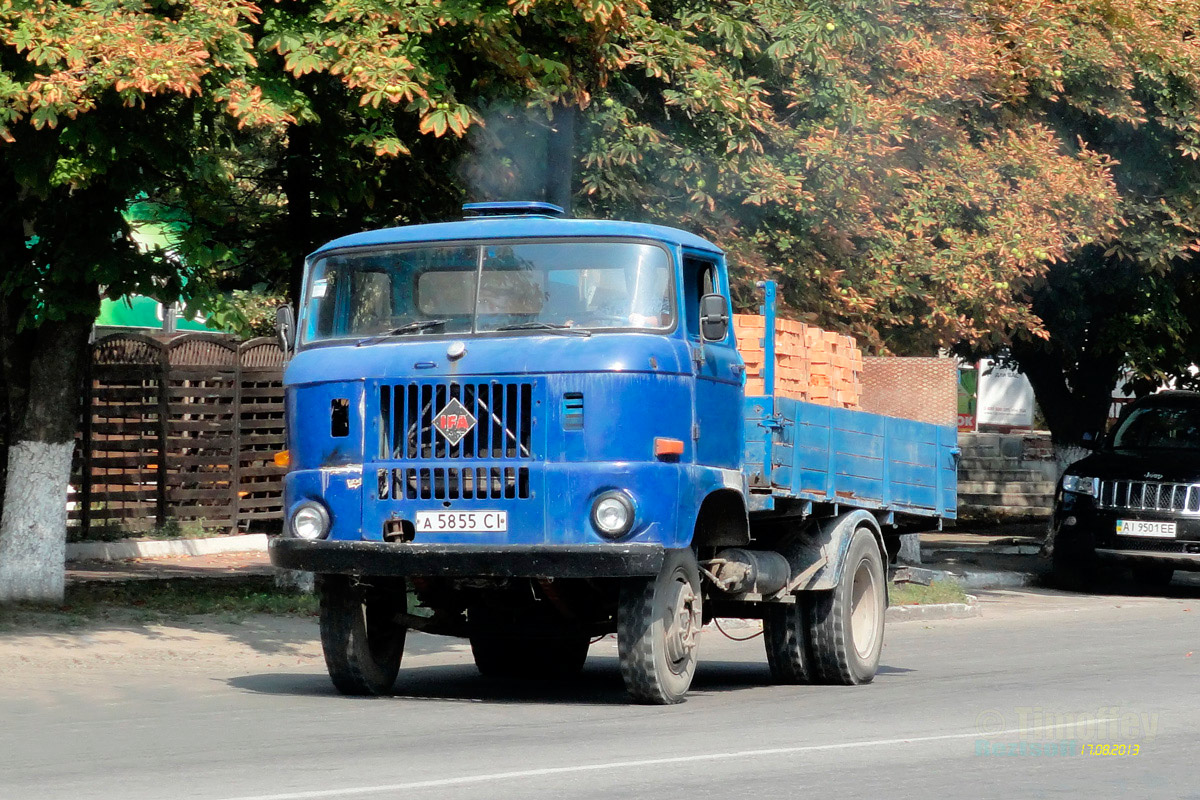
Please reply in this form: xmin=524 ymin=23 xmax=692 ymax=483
xmin=699 ymin=293 xmax=729 ymax=342
xmin=275 ymin=305 xmax=295 ymax=357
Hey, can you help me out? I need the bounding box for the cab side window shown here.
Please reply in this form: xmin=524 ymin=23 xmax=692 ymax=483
xmin=682 ymin=257 xmax=718 ymax=340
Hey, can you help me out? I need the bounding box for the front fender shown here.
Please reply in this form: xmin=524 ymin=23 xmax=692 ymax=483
xmin=675 ymin=465 xmax=748 ymax=547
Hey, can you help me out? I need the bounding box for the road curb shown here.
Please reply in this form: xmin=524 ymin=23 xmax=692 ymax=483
xmin=952 ymin=569 xmax=1036 ymax=590
xmin=894 ymin=565 xmax=1038 ymax=591
xmin=66 ymin=534 xmax=269 ymax=562
xmin=887 ymin=599 xmax=981 ymax=622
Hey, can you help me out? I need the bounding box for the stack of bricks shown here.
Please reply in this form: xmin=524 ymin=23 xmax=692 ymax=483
xmin=732 ymin=314 xmax=863 ymax=408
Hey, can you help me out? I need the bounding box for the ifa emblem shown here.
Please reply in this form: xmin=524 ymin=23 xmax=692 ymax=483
xmin=432 ymin=397 xmax=476 ymax=446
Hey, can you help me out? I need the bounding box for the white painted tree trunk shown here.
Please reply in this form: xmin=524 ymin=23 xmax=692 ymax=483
xmin=1053 ymin=443 xmax=1090 ymax=480
xmin=897 ymin=533 xmax=922 ymax=565
xmin=0 ymin=440 xmax=73 ymax=603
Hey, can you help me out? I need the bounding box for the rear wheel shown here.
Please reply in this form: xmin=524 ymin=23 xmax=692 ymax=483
xmin=319 ymin=576 xmax=407 ymax=696
xmin=617 ymin=549 xmax=703 ymax=704
xmin=763 ymin=595 xmax=815 ymax=684
xmin=807 ymin=528 xmax=886 ymax=685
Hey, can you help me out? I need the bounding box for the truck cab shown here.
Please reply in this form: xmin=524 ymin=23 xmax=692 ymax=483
xmin=273 ymin=203 xmax=755 ymax=702
xmin=279 ymin=202 xmax=743 ymax=552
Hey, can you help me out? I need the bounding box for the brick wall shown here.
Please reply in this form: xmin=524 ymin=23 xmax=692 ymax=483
xmin=859 ymin=357 xmax=957 ymax=427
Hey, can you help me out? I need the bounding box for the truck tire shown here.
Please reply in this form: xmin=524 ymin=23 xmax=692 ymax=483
xmin=806 ymin=528 xmax=885 ymax=685
xmin=470 ymin=634 xmax=590 ymax=679
xmin=617 ymin=548 xmax=703 ymax=705
xmin=319 ymin=575 xmax=406 ymax=696
xmin=762 ymin=595 xmax=815 ymax=684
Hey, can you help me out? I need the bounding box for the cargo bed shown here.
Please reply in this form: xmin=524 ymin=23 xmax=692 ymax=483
xmin=744 ymin=393 xmax=958 ymax=518
xmin=740 ymin=281 xmax=958 ymax=521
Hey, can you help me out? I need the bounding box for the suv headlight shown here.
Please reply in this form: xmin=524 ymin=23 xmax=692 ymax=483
xmin=1061 ymin=475 xmax=1097 ymax=497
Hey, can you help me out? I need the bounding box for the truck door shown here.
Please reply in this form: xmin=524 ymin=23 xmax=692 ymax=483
xmin=682 ymin=252 xmax=743 ymax=469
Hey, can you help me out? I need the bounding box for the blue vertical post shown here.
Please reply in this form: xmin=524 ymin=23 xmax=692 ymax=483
xmin=936 ymin=426 xmax=947 ymax=518
xmin=759 ymin=280 xmax=777 ymax=397
xmin=757 ymin=280 xmax=777 ymax=490
xmin=881 ymin=418 xmax=892 ymax=508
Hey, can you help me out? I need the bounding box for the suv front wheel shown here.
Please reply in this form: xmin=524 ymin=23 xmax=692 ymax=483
xmin=1049 ymin=527 xmax=1099 ymax=592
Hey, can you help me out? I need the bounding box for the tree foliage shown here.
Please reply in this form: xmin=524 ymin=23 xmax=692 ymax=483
xmin=5 ymin=0 xmax=1200 ymax=444
xmin=571 ymin=0 xmax=1131 ymax=352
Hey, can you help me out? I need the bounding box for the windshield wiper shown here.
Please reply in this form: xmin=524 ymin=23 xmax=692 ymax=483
xmin=356 ymin=319 xmax=449 ymax=346
xmin=493 ymin=322 xmax=592 ymax=337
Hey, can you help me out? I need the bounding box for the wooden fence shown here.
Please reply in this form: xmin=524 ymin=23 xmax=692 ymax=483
xmin=70 ymin=333 xmax=287 ymax=538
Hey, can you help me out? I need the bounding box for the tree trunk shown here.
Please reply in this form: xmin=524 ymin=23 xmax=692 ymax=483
xmin=1010 ymin=337 xmax=1122 ymax=480
xmin=897 ymin=533 xmax=921 ymax=565
xmin=1010 ymin=338 xmax=1121 ymax=447
xmin=1051 ymin=442 xmax=1092 ymax=479
xmin=0 ymin=314 xmax=91 ymax=603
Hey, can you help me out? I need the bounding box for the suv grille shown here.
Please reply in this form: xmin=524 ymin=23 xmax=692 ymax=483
xmin=1097 ymin=480 xmax=1200 ymax=514
xmin=379 ymin=381 xmax=535 ymax=460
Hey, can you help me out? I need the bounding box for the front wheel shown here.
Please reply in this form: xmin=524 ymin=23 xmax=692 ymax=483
xmin=319 ymin=576 xmax=407 ymax=696
xmin=1050 ymin=529 xmax=1099 ymax=591
xmin=1130 ymin=564 xmax=1174 ymax=590
xmin=807 ymin=528 xmax=886 ymax=685
xmin=617 ymin=549 xmax=703 ymax=704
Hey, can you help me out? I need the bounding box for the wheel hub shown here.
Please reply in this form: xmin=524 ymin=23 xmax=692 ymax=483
xmin=664 ymin=579 xmax=700 ymax=665
xmin=849 ymin=558 xmax=880 ymax=659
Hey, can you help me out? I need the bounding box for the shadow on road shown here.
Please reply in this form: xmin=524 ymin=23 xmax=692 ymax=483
xmin=1030 ymin=571 xmax=1200 ymax=598
xmin=226 ymin=654 xmax=914 ymax=706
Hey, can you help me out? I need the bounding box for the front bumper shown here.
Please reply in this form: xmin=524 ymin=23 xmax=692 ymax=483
xmin=1051 ymin=491 xmax=1200 ymax=571
xmin=1095 ymin=548 xmax=1200 ymax=569
xmin=270 ymin=537 xmax=665 ymax=579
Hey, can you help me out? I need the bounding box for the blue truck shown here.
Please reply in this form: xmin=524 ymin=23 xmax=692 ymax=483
xmin=270 ymin=201 xmax=958 ymax=704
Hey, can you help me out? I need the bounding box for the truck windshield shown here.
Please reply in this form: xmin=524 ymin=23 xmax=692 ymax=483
xmin=1112 ymin=405 xmax=1200 ymax=451
xmin=301 ymin=240 xmax=674 ymax=344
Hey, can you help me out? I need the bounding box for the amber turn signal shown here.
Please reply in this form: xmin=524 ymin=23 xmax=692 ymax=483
xmin=654 ymin=437 xmax=684 ymax=457
xmin=273 ymin=450 xmax=291 ymax=468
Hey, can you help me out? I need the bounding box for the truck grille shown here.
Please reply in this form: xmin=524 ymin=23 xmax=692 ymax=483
xmin=379 ymin=381 xmax=535 ymax=460
xmin=378 ymin=466 xmax=531 ymax=500
xmin=1097 ymin=480 xmax=1200 ymax=514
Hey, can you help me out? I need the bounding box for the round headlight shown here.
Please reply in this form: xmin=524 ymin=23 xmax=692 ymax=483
xmin=291 ymin=502 xmax=330 ymax=540
xmin=591 ymin=491 xmax=635 ymax=539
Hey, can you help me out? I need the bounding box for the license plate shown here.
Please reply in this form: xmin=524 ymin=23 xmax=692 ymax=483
xmin=415 ymin=510 xmax=508 ymax=533
xmin=1116 ymin=519 xmax=1177 ymax=538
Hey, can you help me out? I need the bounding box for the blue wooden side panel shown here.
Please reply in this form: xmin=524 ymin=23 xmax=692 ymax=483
xmin=743 ymin=394 xmax=957 ymax=519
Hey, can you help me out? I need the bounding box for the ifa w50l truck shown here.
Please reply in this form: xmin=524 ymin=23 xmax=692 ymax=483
xmin=270 ymin=202 xmax=958 ymax=704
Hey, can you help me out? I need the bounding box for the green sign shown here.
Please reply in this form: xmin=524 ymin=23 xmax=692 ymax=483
xmin=95 ymin=201 xmax=225 ymax=333
xmin=958 ymin=366 xmax=978 ymax=431
xmin=96 ymin=294 xmax=213 ymax=332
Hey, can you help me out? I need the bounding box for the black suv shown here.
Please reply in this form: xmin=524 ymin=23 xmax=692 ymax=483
xmin=1049 ymin=390 xmax=1200 ymax=589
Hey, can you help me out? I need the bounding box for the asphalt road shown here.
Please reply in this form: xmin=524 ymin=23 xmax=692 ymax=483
xmin=2 ymin=585 xmax=1198 ymax=800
